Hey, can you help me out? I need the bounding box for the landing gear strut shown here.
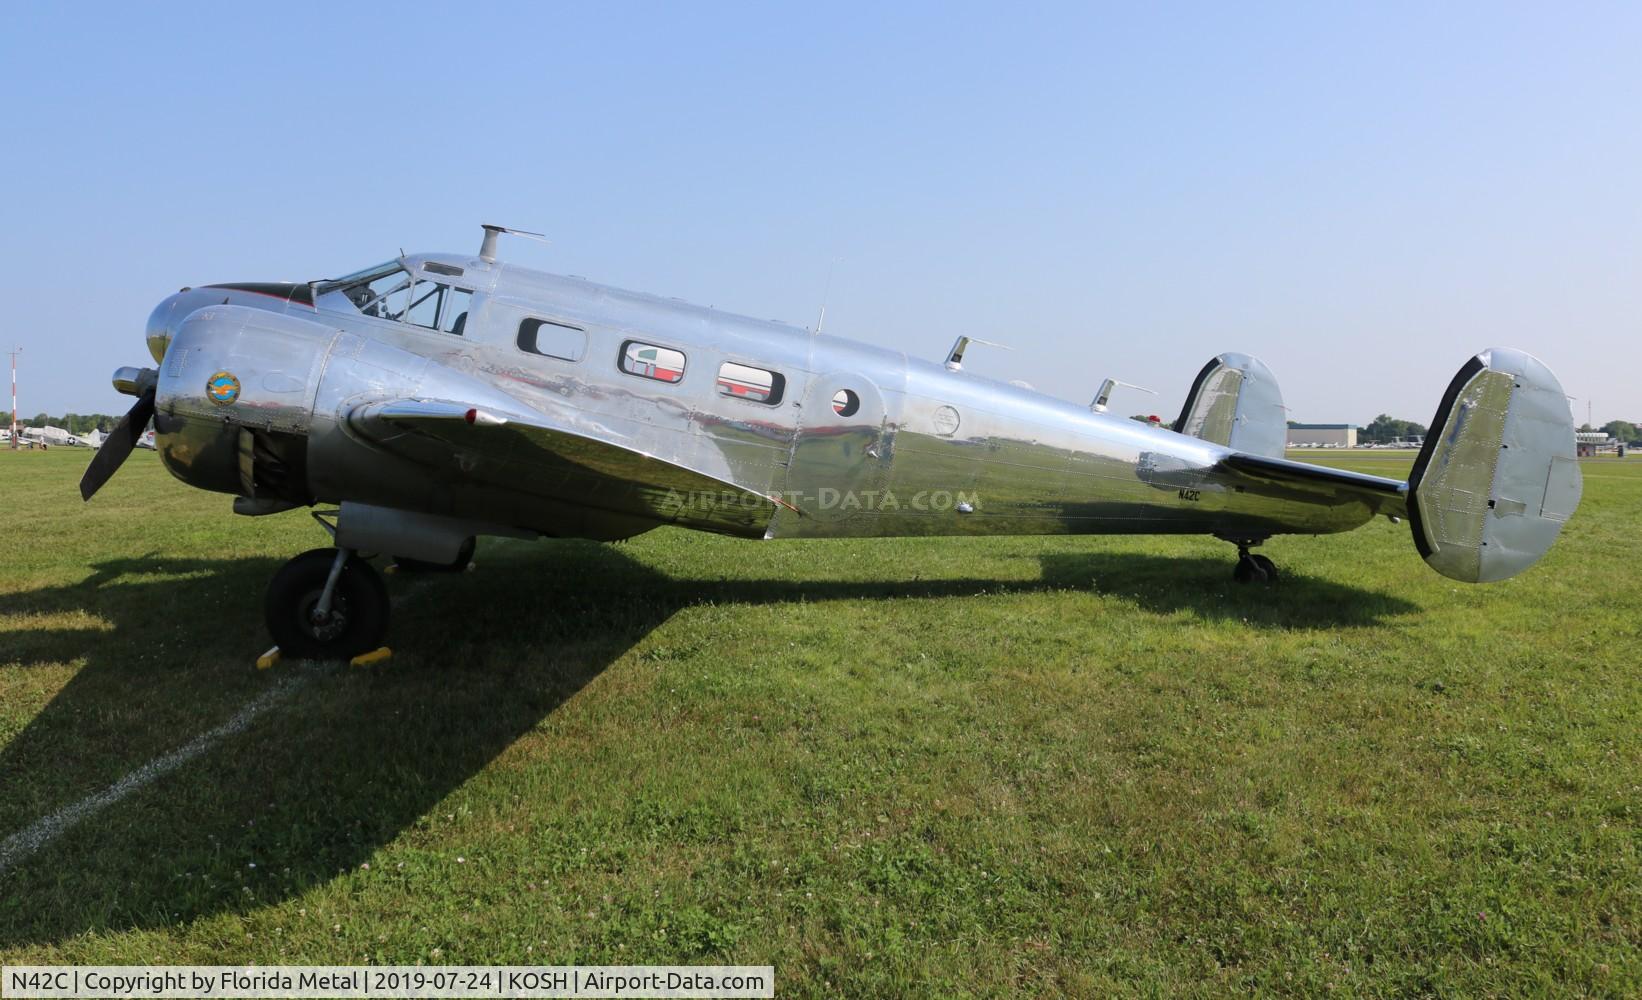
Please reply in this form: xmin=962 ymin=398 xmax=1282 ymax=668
xmin=1225 ymin=538 xmax=1278 ymax=584
xmin=264 ymin=547 xmax=389 ymax=659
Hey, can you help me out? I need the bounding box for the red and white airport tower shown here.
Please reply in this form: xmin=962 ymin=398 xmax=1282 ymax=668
xmin=7 ymin=346 xmax=18 ymax=449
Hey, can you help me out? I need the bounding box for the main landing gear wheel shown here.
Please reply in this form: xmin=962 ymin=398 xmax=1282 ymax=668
xmin=1232 ymin=548 xmax=1278 ymax=584
xmin=392 ymin=536 xmax=475 ymax=574
xmin=265 ymin=548 xmax=389 ymax=659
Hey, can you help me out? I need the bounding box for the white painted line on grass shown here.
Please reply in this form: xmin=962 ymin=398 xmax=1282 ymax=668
xmin=0 ymin=540 xmax=524 ymax=876
xmin=0 ymin=676 xmax=303 ymax=875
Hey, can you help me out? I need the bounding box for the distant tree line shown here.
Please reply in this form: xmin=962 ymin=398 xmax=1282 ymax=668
xmin=1586 ymin=420 xmax=1639 ymax=444
xmin=0 ymin=411 xmax=119 ymax=434
xmin=1273 ymin=413 xmax=1642 ymax=446
xmin=1330 ymin=415 xmax=1642 ymax=445
xmin=1357 ymin=414 xmax=1429 ymax=444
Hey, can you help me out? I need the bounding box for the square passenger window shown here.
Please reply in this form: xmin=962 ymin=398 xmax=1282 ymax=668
xmin=620 ymin=341 xmax=686 ymax=383
xmin=717 ymin=361 xmax=785 ymax=405
xmin=518 ymin=318 xmax=587 ymax=361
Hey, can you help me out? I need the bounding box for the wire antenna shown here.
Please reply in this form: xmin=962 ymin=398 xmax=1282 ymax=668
xmin=814 ymin=257 xmax=843 ymax=335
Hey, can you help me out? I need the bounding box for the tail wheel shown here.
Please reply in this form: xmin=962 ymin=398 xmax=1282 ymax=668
xmin=393 ymin=536 xmax=475 ymax=574
xmin=265 ymin=548 xmax=388 ymax=659
xmin=1232 ymin=553 xmax=1278 ymax=584
xmin=1250 ymin=553 xmax=1278 ymax=581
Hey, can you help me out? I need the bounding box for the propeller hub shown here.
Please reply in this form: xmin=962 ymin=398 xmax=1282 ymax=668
xmin=112 ymin=366 xmax=157 ymax=398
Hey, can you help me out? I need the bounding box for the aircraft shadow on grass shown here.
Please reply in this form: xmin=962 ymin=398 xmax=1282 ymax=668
xmin=0 ymin=540 xmax=1416 ymax=948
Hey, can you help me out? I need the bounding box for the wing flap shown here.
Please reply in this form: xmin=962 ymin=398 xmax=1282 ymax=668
xmin=348 ymin=399 xmax=779 ymax=537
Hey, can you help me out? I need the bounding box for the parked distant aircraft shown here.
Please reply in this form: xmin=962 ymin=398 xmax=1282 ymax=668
xmin=20 ymin=425 xmax=102 ymax=448
xmin=82 ymin=226 xmax=1583 ymax=659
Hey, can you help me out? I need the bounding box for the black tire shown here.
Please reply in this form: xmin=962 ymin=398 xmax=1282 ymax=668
xmin=393 ymin=536 xmax=475 ymax=574
xmin=1250 ymin=553 xmax=1278 ymax=581
xmin=265 ymin=548 xmax=389 ymax=660
xmin=1233 ymin=557 xmax=1270 ymax=585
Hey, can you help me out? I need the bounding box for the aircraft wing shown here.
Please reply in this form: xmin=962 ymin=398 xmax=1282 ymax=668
xmin=346 ymin=399 xmax=780 ymax=537
xmin=1217 ymin=452 xmax=1409 ymax=519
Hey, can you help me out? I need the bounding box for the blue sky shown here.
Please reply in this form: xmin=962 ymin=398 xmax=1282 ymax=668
xmin=2 ymin=2 xmax=1637 ymax=425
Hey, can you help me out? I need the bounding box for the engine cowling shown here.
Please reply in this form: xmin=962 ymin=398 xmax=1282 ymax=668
xmin=154 ymin=305 xmax=337 ymax=502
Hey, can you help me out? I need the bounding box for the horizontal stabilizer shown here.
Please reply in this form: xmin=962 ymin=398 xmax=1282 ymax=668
xmin=1407 ymin=349 xmax=1581 ymax=583
xmin=1218 ymin=451 xmax=1408 ymax=519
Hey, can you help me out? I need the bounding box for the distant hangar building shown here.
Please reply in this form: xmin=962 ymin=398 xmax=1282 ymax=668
xmin=1575 ymin=431 xmax=1613 ymax=457
xmin=1287 ymin=423 xmax=1359 ymax=448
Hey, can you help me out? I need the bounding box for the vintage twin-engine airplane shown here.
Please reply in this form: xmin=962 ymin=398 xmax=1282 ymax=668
xmin=83 ymin=226 xmax=1582 ymax=659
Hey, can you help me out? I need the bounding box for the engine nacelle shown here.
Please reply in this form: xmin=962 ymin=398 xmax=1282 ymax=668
xmin=154 ymin=305 xmax=337 ymax=502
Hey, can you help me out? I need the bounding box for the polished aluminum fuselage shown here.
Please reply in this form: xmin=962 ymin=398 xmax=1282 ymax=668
xmin=146 ymin=252 xmax=1395 ymax=543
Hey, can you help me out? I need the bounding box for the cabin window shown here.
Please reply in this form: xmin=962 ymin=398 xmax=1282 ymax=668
xmin=717 ymin=361 xmax=784 ymax=405
xmin=442 ymin=287 xmax=473 ymax=335
xmin=832 ymin=389 xmax=860 ymax=417
xmin=620 ymin=341 xmax=686 ymax=383
xmin=518 ymin=318 xmax=586 ymax=361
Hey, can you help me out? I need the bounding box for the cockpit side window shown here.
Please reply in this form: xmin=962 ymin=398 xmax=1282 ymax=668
xmin=404 ymin=280 xmax=445 ymax=329
xmin=442 ymin=288 xmax=473 ymax=335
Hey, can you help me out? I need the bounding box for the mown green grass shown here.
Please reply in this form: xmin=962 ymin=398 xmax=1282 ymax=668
xmin=1 ymin=447 xmax=1638 ymax=996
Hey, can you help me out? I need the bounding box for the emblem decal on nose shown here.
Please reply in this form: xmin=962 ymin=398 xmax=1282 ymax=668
xmin=206 ymin=371 xmax=241 ymax=405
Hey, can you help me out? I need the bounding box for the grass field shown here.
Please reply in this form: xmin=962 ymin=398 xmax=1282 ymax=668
xmin=1 ymin=447 xmax=1638 ymax=996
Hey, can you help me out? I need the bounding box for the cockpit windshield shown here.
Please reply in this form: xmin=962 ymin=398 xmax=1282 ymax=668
xmin=347 ymin=269 xmax=416 ymax=321
xmin=313 ymin=263 xmax=417 ymax=321
xmin=313 ymin=260 xmax=474 ymax=334
xmin=312 ymin=260 xmax=402 ymax=294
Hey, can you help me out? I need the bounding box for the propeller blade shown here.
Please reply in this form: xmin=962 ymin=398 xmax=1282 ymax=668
xmin=79 ymin=387 xmax=157 ymax=501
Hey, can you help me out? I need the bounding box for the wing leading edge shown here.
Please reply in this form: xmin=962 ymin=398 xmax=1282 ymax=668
xmin=347 ymin=399 xmax=780 ymax=538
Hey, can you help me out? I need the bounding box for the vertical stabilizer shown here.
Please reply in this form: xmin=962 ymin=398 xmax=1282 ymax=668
xmin=1406 ymin=348 xmax=1581 ymax=583
xmin=1174 ymin=352 xmax=1287 ymax=459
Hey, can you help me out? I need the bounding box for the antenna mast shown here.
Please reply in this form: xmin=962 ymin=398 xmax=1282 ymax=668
xmin=7 ymin=347 xmax=18 ymax=450
xmin=478 ymin=223 xmax=549 ymax=263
